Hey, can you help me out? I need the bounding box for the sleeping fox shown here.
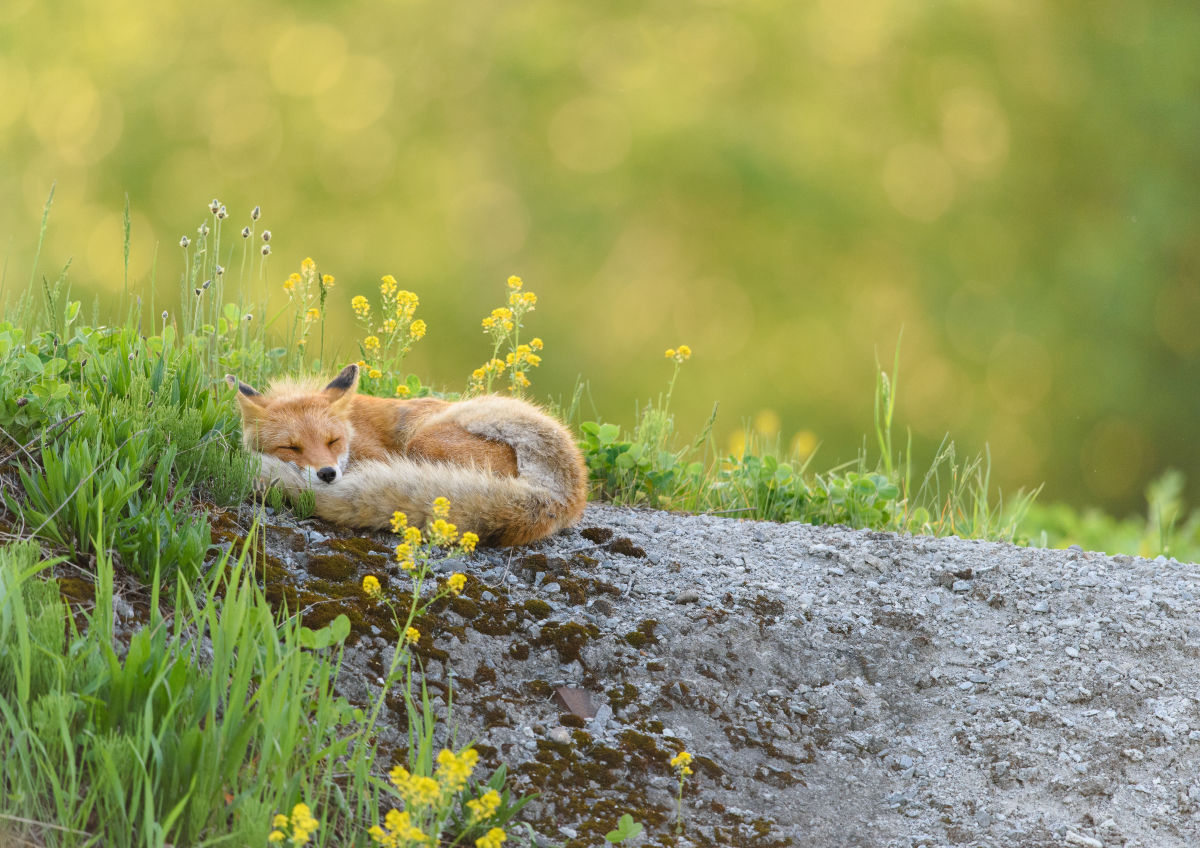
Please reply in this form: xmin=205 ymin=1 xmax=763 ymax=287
xmin=226 ymin=364 xmax=587 ymax=546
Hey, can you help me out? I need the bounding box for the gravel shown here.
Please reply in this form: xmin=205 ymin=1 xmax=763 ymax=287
xmin=252 ymin=502 xmax=1200 ymax=847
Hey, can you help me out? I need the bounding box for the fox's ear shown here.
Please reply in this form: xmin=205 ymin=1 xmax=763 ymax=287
xmin=323 ymin=364 xmax=359 ymax=409
xmin=225 ymin=374 xmax=267 ymax=418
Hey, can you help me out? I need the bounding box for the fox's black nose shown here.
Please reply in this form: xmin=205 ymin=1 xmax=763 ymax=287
xmin=316 ymin=466 xmax=338 ymax=483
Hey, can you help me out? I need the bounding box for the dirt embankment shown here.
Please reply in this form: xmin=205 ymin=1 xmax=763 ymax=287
xmin=227 ymin=502 xmax=1200 ymax=848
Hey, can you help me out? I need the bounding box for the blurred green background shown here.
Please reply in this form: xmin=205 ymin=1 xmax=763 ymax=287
xmin=1 ymin=0 xmax=1198 ymax=514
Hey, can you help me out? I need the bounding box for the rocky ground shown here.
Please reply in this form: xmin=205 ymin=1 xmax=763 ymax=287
xmin=213 ymin=502 xmax=1200 ymax=848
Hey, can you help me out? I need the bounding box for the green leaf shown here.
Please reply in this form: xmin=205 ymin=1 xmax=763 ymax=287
xmin=23 ymin=353 xmax=43 ymax=375
xmin=597 ymin=423 xmax=621 ymax=446
xmin=328 ymin=614 xmax=351 ymax=645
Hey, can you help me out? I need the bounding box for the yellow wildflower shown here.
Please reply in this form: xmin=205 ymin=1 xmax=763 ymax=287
xmin=272 ymin=814 xmax=288 ymax=829
xmin=382 ymin=318 xmax=397 ymax=334
xmin=430 ymin=518 xmax=458 ymax=544
xmin=305 ymin=307 xmax=320 ymax=322
xmin=368 ymin=368 xmax=382 ymax=379
xmin=268 ymin=831 xmax=284 ymax=843
xmin=670 ymin=750 xmax=694 ymax=776
xmin=472 ymin=368 xmax=486 ymax=380
xmin=397 ymin=290 xmax=419 ymax=308
xmin=380 ymin=274 xmax=398 ymax=297
xmin=410 ymin=319 xmax=427 ymax=339
xmin=363 ymin=335 xmax=381 ymax=351
xmin=362 ymin=575 xmax=381 ymax=597
xmin=521 ymin=292 xmax=537 ymax=305
xmin=399 ymin=557 xmax=415 ymax=572
xmin=322 ymin=274 xmax=335 ymax=287
xmin=677 ymin=344 xmax=692 ymax=359
xmin=513 ymin=371 xmax=530 ymax=387
xmin=491 ymin=307 xmax=513 ymax=320
xmin=665 ymin=348 xmax=676 ymax=359
xmin=388 ymin=764 xmax=410 ymax=789
xmin=395 ymin=384 xmax=411 ymax=397
xmin=352 ymin=295 xmax=370 ymax=316
xmin=405 ymin=626 xmax=420 ymax=645
xmin=432 ymin=496 xmax=451 ymax=518
xmin=301 ymin=257 xmax=316 ymax=273
xmin=508 ymin=291 xmax=521 ymax=307
xmin=391 ymin=511 xmax=408 ymax=532
xmin=501 ymin=320 xmax=514 ymax=332
xmin=393 ymin=543 xmax=412 ymax=562
xmin=404 ymin=526 xmax=423 ymax=546
xmin=507 ymin=275 xmax=522 ymax=289
xmin=375 ymin=809 xmax=428 ymax=844
xmin=526 ymin=353 xmax=541 ymax=367
xmin=530 ymin=337 xmax=544 ymax=350
xmin=467 ymin=788 xmax=502 ymax=821
xmin=476 ymin=827 xmax=507 ymax=848
xmin=436 ymin=747 xmax=479 ymax=793
xmin=446 ymin=572 xmax=466 ymax=595
xmin=460 ymin=531 xmax=479 ymax=553
xmin=283 ymin=273 xmax=300 ymax=292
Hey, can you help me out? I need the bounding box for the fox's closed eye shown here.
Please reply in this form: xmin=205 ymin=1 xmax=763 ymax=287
xmin=281 ymin=445 xmax=300 ymax=452
xmin=327 ymin=437 xmax=340 ymax=447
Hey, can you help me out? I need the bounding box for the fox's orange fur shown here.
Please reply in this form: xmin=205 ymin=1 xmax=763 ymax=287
xmin=226 ymin=364 xmax=587 ymax=546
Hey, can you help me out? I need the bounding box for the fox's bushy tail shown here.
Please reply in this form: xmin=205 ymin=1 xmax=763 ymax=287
xmin=256 ymin=453 xmax=584 ymax=546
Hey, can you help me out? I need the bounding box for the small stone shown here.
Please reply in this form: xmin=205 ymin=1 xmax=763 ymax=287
xmin=675 ymin=589 xmax=700 ymax=604
xmin=1064 ymin=831 xmax=1102 ymax=848
xmin=951 ymin=580 xmax=971 ymax=593
xmin=1065 ymin=646 xmax=1080 ymax=658
xmin=548 ymin=727 xmax=571 ymax=744
xmin=543 ymin=582 xmax=561 ymax=594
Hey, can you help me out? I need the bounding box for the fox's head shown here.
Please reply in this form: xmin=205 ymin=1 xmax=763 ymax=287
xmin=226 ymin=363 xmax=360 ymax=484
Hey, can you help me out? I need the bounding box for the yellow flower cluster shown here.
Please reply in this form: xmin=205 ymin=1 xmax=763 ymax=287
xmin=404 ymin=626 xmax=420 ymax=645
xmin=395 ymin=384 xmax=411 ymax=398
xmin=362 ymin=575 xmax=381 ymax=597
xmin=476 ymin=828 xmax=507 ymax=848
xmin=367 ymin=809 xmax=428 ymax=847
xmin=665 ymin=344 xmax=692 ymax=363
xmin=352 ymin=275 xmax=426 ymax=378
xmin=389 ymin=765 xmax=441 ymax=809
xmin=305 ymin=307 xmax=320 ymax=323
xmin=390 ymin=511 xmax=407 ymax=533
xmin=480 ymin=307 xmax=515 ymax=333
xmin=446 ymin=572 xmax=466 ymax=595
xmin=284 ymin=273 xmax=300 ymax=292
xmin=268 ymin=803 xmax=319 ymax=845
xmin=432 ymin=497 xmax=451 ymax=518
xmin=436 ymin=747 xmax=479 ymax=794
xmin=460 ymin=531 xmax=479 ymax=554
xmin=368 ymin=368 xmax=383 ymax=379
xmin=467 ymin=789 xmax=502 ymax=822
xmin=322 ymin=274 xmax=335 ymax=287
xmin=428 ymin=518 xmax=458 ymax=547
xmin=670 ymin=750 xmax=694 ymax=776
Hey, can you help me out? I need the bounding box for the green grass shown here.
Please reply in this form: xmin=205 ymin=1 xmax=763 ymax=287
xmin=2 ymin=194 xmax=1198 ymax=846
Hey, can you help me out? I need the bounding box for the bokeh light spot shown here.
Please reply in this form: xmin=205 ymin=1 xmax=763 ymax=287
xmin=547 ymin=97 xmax=631 ymax=174
xmin=269 ymin=24 xmax=347 ymax=96
xmin=940 ymin=87 xmax=1010 ymax=172
xmin=882 ymin=143 xmax=956 ymax=222
xmin=315 ymin=56 xmax=394 ymax=132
